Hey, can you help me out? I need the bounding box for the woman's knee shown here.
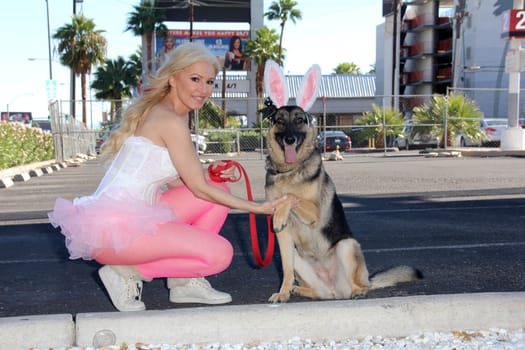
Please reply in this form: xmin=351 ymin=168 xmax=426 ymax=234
xmin=208 ymin=238 xmax=234 ymax=273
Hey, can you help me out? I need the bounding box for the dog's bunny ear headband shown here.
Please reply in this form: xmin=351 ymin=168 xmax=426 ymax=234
xmin=260 ymin=60 xmax=321 ymax=122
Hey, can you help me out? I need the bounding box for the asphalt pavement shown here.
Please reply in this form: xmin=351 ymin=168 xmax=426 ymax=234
xmin=1 ymin=150 xmax=524 ymax=348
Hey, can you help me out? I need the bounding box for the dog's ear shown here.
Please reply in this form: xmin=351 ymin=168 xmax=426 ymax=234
xmin=264 ymin=60 xmax=288 ymax=107
xmin=259 ymin=97 xmax=278 ymax=124
xmin=296 ymin=64 xmax=321 ymax=112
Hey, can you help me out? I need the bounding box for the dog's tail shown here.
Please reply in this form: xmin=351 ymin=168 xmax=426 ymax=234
xmin=369 ymin=265 xmax=423 ymax=290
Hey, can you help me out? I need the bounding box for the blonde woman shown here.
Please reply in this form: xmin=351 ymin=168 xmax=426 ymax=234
xmin=49 ymin=43 xmax=287 ymax=312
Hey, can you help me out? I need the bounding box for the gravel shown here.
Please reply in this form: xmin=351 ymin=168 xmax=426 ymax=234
xmin=30 ymin=327 xmax=525 ymax=350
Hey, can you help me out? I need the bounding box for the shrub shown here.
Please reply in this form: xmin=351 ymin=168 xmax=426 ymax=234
xmin=206 ymin=131 xmax=235 ymax=153
xmin=238 ymin=130 xmax=266 ymax=151
xmin=0 ymin=121 xmax=54 ymax=170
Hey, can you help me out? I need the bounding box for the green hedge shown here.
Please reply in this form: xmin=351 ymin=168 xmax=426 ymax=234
xmin=206 ymin=131 xmax=235 ymax=153
xmin=0 ymin=121 xmax=54 ymax=170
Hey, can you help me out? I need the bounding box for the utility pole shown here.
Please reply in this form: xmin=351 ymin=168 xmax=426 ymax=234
xmin=507 ymin=0 xmax=523 ymax=129
xmin=502 ymin=0 xmax=525 ymax=150
xmin=189 ymin=0 xmax=194 ymax=42
xmin=391 ymin=0 xmax=399 ymax=109
xmin=69 ymin=0 xmax=78 ymax=120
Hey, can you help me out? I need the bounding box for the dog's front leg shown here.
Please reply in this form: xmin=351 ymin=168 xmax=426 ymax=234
xmin=273 ymin=195 xmax=319 ymax=230
xmin=272 ymin=198 xmax=293 ymax=233
xmin=292 ymin=199 xmax=320 ymax=227
xmin=269 ymin=230 xmax=295 ymax=303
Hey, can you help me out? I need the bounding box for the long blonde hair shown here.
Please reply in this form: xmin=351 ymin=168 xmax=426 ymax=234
xmin=100 ymin=43 xmax=220 ymax=161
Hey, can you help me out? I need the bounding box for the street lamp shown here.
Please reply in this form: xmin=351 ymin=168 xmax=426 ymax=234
xmin=45 ymin=0 xmax=53 ymax=80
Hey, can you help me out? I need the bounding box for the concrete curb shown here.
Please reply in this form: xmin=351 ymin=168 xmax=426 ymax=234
xmin=0 ymin=155 xmax=95 ymax=190
xmin=0 ymin=160 xmax=58 ymax=179
xmin=0 ymin=314 xmax=74 ymax=349
xmin=2 ymin=292 xmax=524 ymax=348
xmin=0 ymin=177 xmax=14 ymax=189
xmin=0 ymin=160 xmax=60 ymax=189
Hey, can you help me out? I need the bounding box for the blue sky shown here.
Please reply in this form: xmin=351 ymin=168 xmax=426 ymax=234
xmin=0 ymin=0 xmax=382 ymax=123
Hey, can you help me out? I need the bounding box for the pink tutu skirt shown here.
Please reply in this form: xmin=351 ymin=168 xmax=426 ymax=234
xmin=48 ymin=193 xmax=177 ymax=260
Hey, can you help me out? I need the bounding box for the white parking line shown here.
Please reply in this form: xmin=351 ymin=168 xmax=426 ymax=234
xmin=0 ymin=258 xmax=64 ymax=264
xmin=427 ymin=194 xmax=525 ymax=202
xmin=344 ymin=203 xmax=525 ymax=214
xmin=364 ymin=241 xmax=525 ymax=254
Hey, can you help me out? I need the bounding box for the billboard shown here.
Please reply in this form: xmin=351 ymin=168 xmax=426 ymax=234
xmin=1 ymin=112 xmax=33 ymax=124
xmin=156 ymin=30 xmax=251 ymax=71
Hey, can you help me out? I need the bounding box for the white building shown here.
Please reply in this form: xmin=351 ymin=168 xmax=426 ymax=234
xmin=377 ymin=0 xmax=525 ymax=122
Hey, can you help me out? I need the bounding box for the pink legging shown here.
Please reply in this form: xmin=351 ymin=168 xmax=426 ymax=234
xmin=94 ymin=181 xmax=233 ymax=279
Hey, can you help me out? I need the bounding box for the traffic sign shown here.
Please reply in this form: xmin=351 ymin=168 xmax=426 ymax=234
xmin=46 ymin=79 xmax=57 ymax=99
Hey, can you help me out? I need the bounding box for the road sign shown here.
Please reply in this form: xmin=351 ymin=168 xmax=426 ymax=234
xmin=46 ymin=79 xmax=57 ymax=100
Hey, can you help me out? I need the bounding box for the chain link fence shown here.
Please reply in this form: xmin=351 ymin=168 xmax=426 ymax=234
xmin=48 ymin=100 xmax=97 ymax=162
xmin=48 ymin=90 xmax=511 ymax=162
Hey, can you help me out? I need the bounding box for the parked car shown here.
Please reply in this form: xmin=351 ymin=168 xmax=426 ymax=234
xmin=317 ymin=130 xmax=352 ymax=152
xmin=479 ymin=118 xmax=507 ymax=147
xmin=454 ymin=118 xmax=506 ymax=147
xmin=455 ymin=132 xmax=480 ymax=147
xmin=95 ymin=129 xmax=112 ymax=153
xmin=393 ymin=122 xmax=440 ymax=150
xmin=191 ymin=133 xmax=207 ymax=154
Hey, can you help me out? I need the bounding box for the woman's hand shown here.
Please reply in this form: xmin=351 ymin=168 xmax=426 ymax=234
xmin=208 ymin=161 xmax=239 ymax=182
xmin=253 ymin=195 xmax=299 ymax=215
xmin=219 ymin=162 xmax=238 ymax=181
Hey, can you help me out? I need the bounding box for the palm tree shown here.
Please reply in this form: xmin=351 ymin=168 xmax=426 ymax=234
xmin=413 ymin=93 xmax=484 ymax=147
xmin=128 ymin=47 xmax=144 ymax=96
xmin=357 ymin=104 xmax=405 ymax=148
xmin=244 ymin=26 xmax=282 ymax=101
xmin=90 ymin=57 xmax=138 ymax=123
xmin=199 ymin=101 xmax=224 ymax=129
xmin=53 ymin=14 xmax=107 ymax=127
xmin=264 ymin=0 xmax=302 ymax=65
xmin=126 ymin=1 xmax=167 ymax=80
xmin=129 ymin=48 xmax=143 ymax=80
xmin=333 ymin=62 xmax=362 ymax=75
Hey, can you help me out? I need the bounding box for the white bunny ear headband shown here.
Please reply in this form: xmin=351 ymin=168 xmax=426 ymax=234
xmin=260 ymin=60 xmax=321 ymax=123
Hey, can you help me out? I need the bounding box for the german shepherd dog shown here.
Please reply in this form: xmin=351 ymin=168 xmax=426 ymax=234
xmin=262 ymin=61 xmax=422 ymax=303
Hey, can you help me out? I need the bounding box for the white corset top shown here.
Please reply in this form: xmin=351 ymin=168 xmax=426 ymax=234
xmin=93 ymin=136 xmax=179 ymax=205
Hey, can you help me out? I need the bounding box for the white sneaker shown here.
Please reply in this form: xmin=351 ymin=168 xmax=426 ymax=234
xmin=98 ymin=265 xmax=146 ymax=312
xmin=168 ymin=278 xmax=232 ymax=304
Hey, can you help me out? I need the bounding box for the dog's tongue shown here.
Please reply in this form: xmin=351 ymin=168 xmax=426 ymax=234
xmin=285 ymin=143 xmax=297 ymax=163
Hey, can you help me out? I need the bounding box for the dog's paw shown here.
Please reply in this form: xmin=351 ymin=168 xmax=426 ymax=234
xmin=272 ymin=213 xmax=288 ymax=233
xmin=272 ymin=222 xmax=287 ymax=233
xmin=350 ymin=288 xmax=369 ymax=299
xmin=268 ymin=292 xmax=290 ymax=303
xmin=290 ymin=285 xmax=301 ymax=295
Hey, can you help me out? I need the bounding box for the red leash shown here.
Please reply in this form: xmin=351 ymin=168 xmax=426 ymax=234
xmin=208 ymin=160 xmax=275 ymax=267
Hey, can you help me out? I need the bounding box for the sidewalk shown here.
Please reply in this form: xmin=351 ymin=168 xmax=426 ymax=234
xmin=1 ymin=292 xmax=524 ymax=348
